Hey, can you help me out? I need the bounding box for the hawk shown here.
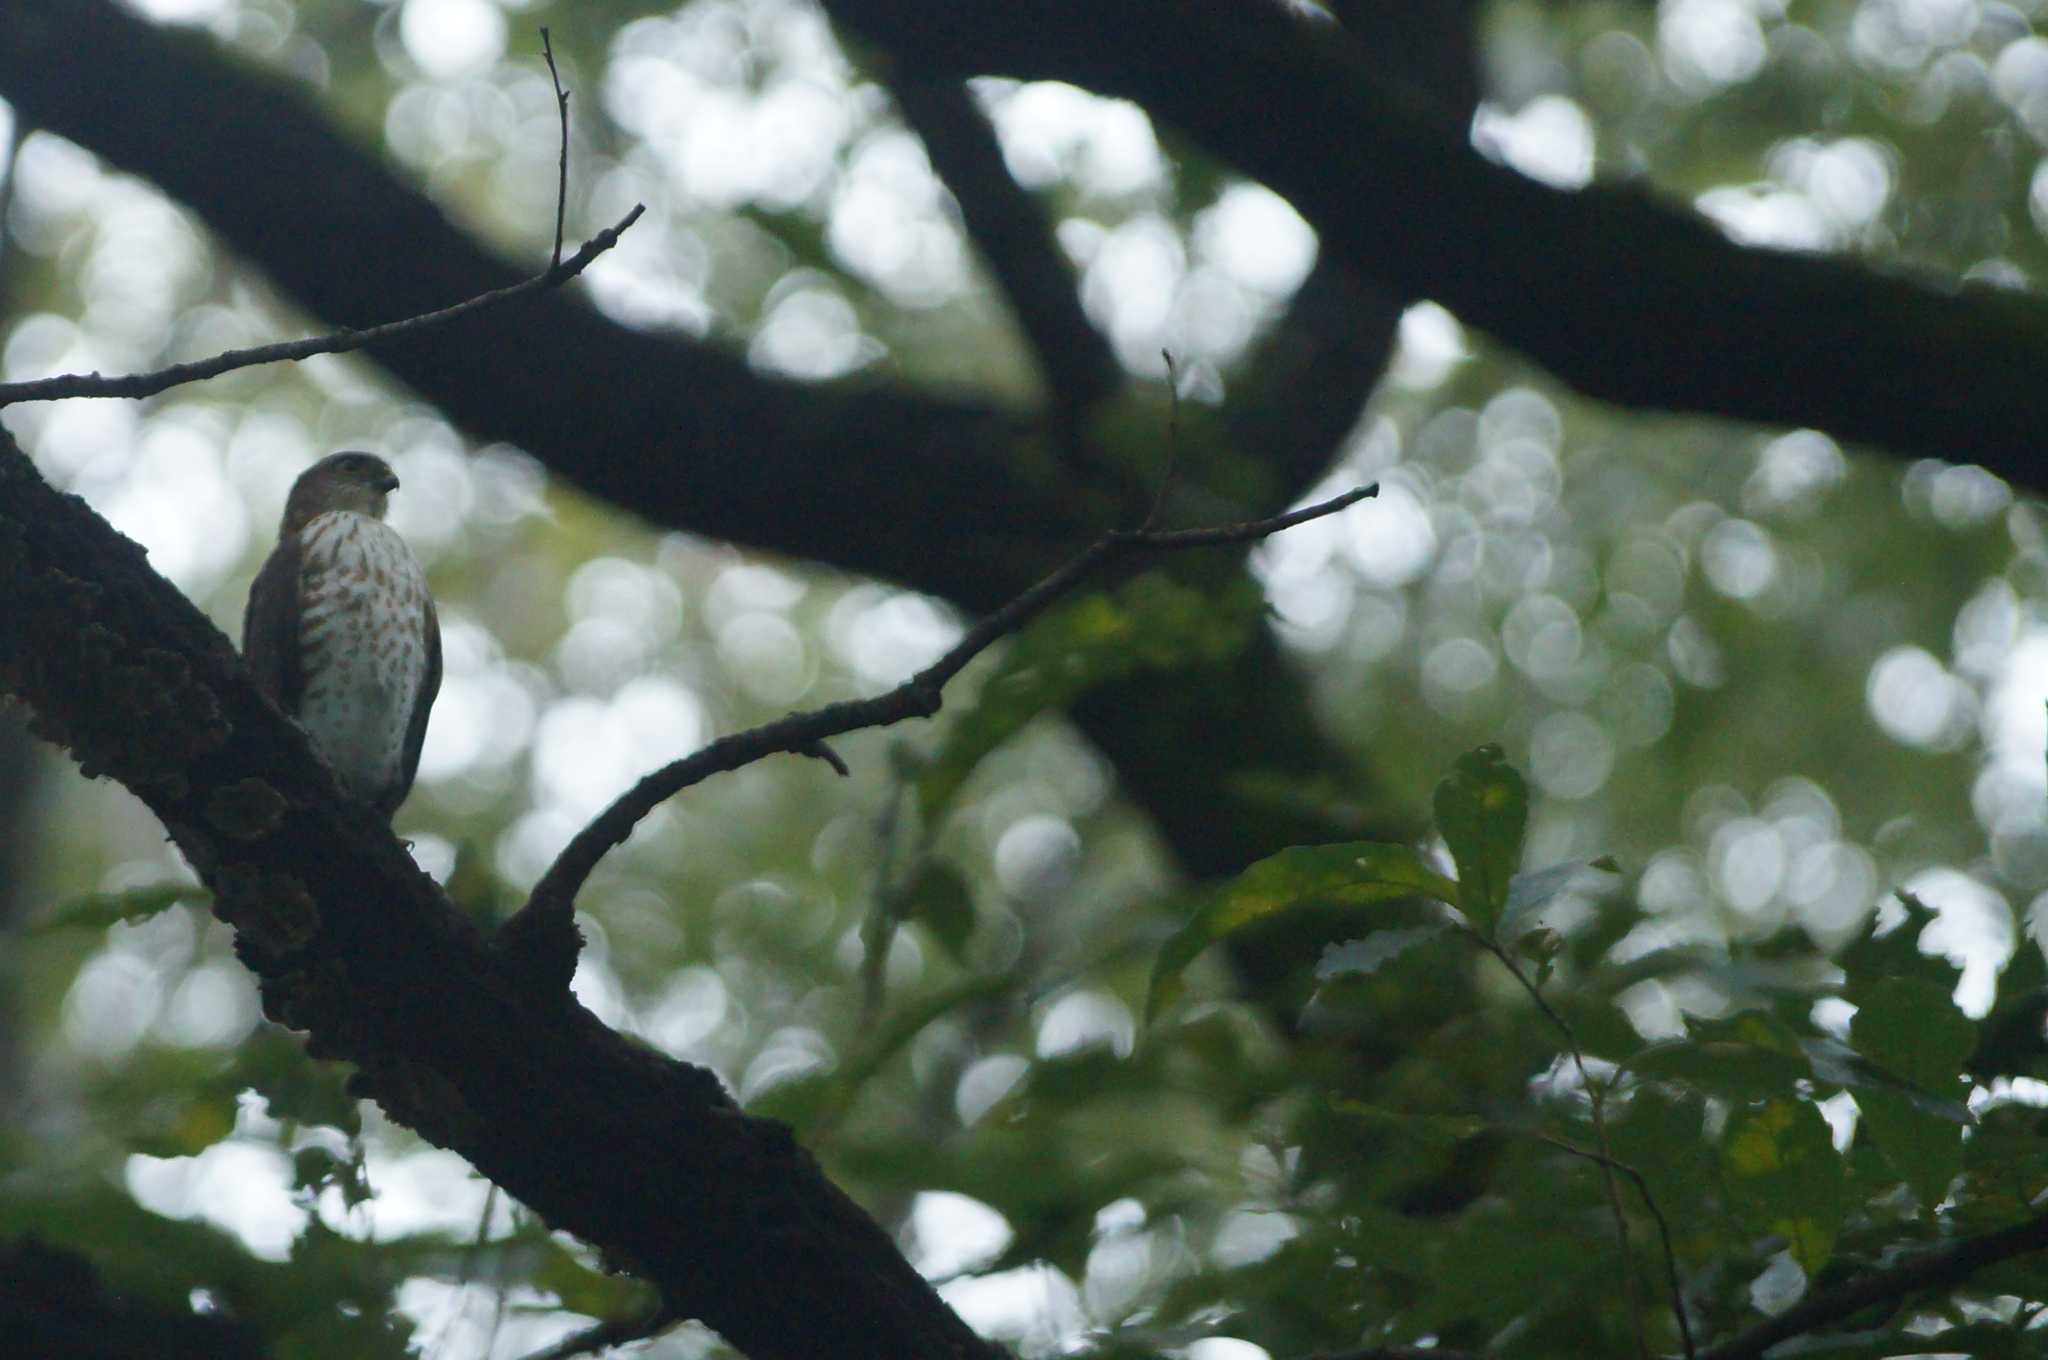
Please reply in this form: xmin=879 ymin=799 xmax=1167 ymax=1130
xmin=243 ymin=451 xmax=441 ymax=818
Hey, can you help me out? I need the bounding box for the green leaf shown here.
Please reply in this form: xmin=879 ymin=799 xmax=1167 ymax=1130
xmin=29 ymin=883 xmax=201 ymax=935
xmin=1431 ymin=745 xmax=1527 ymax=932
xmin=237 ymin=1030 xmax=362 ymax=1136
xmin=1797 ymin=1035 xmax=1973 ymax=1125
xmin=1328 ymin=1096 xmax=1488 ymax=1149
xmin=917 ymin=575 xmax=1260 ymax=823
xmin=1629 ymin=1010 xmax=1972 ymax=1125
xmin=1629 ymin=1012 xmax=1815 ymax=1102
xmin=901 ymin=860 xmax=976 ymax=960
xmin=1315 ymin=923 xmax=1450 ymax=980
xmin=1839 ymin=891 xmax=1961 ymax=1000
xmin=1146 ymin=841 xmax=1458 ymax=1021
xmin=1720 ymin=1097 xmax=1844 ymax=1275
xmin=1494 ymin=856 xmax=1621 ymax=943
xmin=1850 ymin=979 xmax=1976 ymax=1208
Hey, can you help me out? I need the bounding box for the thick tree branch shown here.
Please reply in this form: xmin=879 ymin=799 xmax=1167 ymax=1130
xmin=0 ymin=432 xmax=1002 ymax=1360
xmin=0 ymin=0 xmax=1082 ymax=614
xmin=886 ymin=73 xmax=1121 ymax=415
xmin=1696 ymin=1208 xmax=2048 ymax=1360
xmin=820 ymin=0 xmax=2048 ymax=482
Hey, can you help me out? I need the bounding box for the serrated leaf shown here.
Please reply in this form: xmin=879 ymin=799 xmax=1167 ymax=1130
xmin=1431 ymin=745 xmax=1527 ymax=932
xmin=1721 ymin=1097 xmax=1844 ymax=1274
xmin=1840 ymin=891 xmax=1961 ymax=1000
xmin=1494 ymin=856 xmax=1621 ymax=943
xmin=1798 ymin=1035 xmax=1973 ymax=1126
xmin=1629 ymin=1010 xmax=1973 ymax=1124
xmin=30 ymin=884 xmax=200 ymax=935
xmin=1629 ymin=1011 xmax=1814 ymax=1102
xmin=1147 ymin=841 xmax=1458 ymax=1021
xmin=1316 ymin=922 xmax=1450 ymax=980
xmin=1850 ymin=979 xmax=1976 ymax=1208
xmin=917 ymin=575 xmax=1260 ymax=822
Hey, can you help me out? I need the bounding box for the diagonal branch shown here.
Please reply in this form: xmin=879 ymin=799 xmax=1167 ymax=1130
xmin=819 ymin=0 xmax=2048 ymax=483
xmin=887 ymin=73 xmax=1121 ymax=414
xmin=506 ymin=485 xmax=1380 ymax=986
xmin=1696 ymin=1207 xmax=2048 ymax=1360
xmin=0 ymin=424 xmax=1005 ymax=1360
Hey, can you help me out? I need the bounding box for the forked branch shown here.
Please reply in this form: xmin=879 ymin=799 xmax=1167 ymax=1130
xmin=511 ymin=486 xmax=1380 ymax=950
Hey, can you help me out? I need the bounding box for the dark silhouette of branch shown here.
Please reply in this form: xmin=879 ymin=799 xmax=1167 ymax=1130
xmin=0 ymin=206 xmax=642 ymax=407
xmin=512 ymin=1300 xmax=678 ymax=1360
xmin=1 ymin=1238 xmax=271 ymax=1360
xmin=0 ymin=18 xmax=628 ymax=411
xmin=539 ymin=28 xmax=572 ymax=272
xmin=819 ymin=0 xmax=2048 ymax=480
xmin=1222 ymin=0 xmax=1480 ymax=494
xmin=0 ymin=426 xmax=1010 ymax=1360
xmin=887 ymin=72 xmax=1121 ymax=415
xmin=1696 ymin=1208 xmax=2048 ymax=1360
xmin=505 ymin=485 xmax=1380 ymax=989
xmin=0 ymin=0 xmax=1079 ymax=614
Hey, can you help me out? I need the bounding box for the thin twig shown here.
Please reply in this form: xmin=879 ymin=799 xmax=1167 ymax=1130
xmin=858 ymin=773 xmax=913 ymax=1027
xmin=0 ymin=27 xmax=624 ymax=410
xmin=540 ymin=28 xmax=571 ymax=271
xmin=1530 ymin=1133 xmax=1695 ymax=1360
xmin=1484 ymin=938 xmax=1652 ymax=1359
xmin=510 ymin=1299 xmax=676 ymax=1360
xmin=1143 ymin=349 xmax=1185 ymax=529
xmin=513 ymin=485 xmax=1378 ymax=932
xmin=0 ymin=206 xmax=641 ymax=407
xmin=0 ymin=117 xmax=28 ymax=285
xmin=1696 ymin=1207 xmax=2048 ymax=1360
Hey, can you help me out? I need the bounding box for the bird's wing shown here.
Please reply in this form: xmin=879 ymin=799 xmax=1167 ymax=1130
xmin=242 ymin=534 xmax=304 ymax=714
xmin=393 ymin=589 xmax=442 ymax=814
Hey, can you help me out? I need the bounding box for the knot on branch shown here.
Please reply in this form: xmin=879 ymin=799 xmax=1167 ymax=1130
xmin=491 ymin=896 xmax=586 ymax=999
xmin=215 ymin=862 xmax=322 ymax=958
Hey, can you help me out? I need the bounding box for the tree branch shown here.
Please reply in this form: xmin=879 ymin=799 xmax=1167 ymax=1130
xmin=0 ymin=0 xmax=1082 ymax=614
xmin=886 ymin=73 xmax=1121 ymax=415
xmin=819 ymin=0 xmax=2048 ymax=481
xmin=1696 ymin=1208 xmax=2048 ymax=1360
xmin=505 ymin=485 xmax=1379 ymax=989
xmin=0 ymin=206 xmax=642 ymax=407
xmin=0 ymin=428 xmax=1005 ymax=1360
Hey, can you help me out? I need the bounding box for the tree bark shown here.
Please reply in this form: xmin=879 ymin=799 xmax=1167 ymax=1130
xmin=0 ymin=427 xmax=1003 ymax=1360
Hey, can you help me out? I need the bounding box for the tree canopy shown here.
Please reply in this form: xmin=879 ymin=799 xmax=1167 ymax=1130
xmin=4 ymin=1 xmax=2048 ymax=1358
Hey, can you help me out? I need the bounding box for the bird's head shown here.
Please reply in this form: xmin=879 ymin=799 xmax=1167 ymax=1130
xmin=283 ymin=451 xmax=401 ymax=533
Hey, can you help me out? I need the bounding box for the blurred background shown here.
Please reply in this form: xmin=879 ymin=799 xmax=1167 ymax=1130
xmin=3 ymin=0 xmax=2048 ymax=1356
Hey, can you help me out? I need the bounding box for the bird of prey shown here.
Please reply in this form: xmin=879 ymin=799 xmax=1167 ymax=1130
xmin=243 ymin=451 xmax=441 ymax=818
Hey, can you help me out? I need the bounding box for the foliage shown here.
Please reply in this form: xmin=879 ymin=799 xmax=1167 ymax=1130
xmin=6 ymin=0 xmax=2048 ymax=1357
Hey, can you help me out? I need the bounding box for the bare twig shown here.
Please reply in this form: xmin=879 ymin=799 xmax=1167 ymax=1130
xmin=539 ymin=28 xmax=571 ymax=271
xmin=1696 ymin=1207 xmax=2048 ymax=1360
xmin=858 ymin=773 xmax=914 ymax=1026
xmin=510 ymin=1299 xmax=676 ymax=1360
xmin=1481 ymin=937 xmax=1654 ymax=1359
xmin=1530 ymin=1133 xmax=1695 ymax=1360
xmin=1142 ymin=349 xmax=1184 ymax=530
xmin=0 ymin=206 xmax=642 ymax=407
xmin=513 ymin=485 xmax=1378 ymax=936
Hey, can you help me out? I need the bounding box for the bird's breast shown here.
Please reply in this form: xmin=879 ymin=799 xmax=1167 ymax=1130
xmin=293 ymin=512 xmax=433 ymax=803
